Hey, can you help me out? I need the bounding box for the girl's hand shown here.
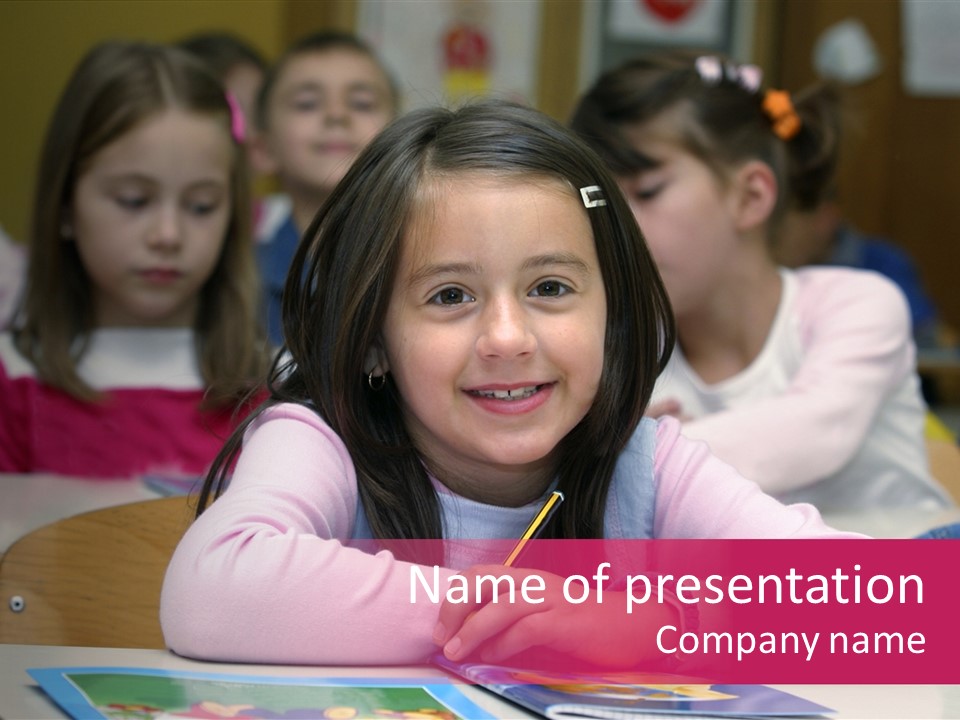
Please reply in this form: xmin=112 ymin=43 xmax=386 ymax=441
xmin=432 ymin=565 xmax=677 ymax=669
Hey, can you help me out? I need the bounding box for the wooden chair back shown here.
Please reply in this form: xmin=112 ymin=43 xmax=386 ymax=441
xmin=0 ymin=495 xmax=193 ymax=648
xmin=927 ymin=438 xmax=960 ymax=505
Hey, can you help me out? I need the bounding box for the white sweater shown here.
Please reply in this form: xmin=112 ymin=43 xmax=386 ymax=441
xmin=652 ymin=267 xmax=951 ymax=511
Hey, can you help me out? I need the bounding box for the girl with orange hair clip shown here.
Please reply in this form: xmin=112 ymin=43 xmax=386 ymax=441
xmin=571 ymin=52 xmax=952 ymax=514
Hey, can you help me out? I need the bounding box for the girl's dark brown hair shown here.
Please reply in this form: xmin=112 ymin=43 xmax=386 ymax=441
xmin=200 ymin=100 xmax=675 ymax=555
xmin=570 ymin=51 xmax=842 ymax=223
xmin=15 ymin=40 xmax=270 ymax=404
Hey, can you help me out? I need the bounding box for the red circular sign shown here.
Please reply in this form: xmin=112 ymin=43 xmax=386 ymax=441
xmin=642 ymin=0 xmax=698 ymax=23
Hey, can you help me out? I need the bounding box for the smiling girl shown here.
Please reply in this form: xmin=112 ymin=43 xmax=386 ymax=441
xmin=160 ymin=100 xmax=861 ymax=669
xmin=0 ymin=41 xmax=270 ymax=478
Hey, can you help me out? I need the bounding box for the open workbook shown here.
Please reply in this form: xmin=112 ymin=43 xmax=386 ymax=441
xmin=432 ymin=655 xmax=835 ymax=719
xmin=29 ymin=663 xmax=834 ymax=720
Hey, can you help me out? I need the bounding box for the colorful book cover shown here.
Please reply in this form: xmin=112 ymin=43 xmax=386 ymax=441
xmin=28 ymin=667 xmax=497 ymax=720
xmin=432 ymin=656 xmax=835 ymax=719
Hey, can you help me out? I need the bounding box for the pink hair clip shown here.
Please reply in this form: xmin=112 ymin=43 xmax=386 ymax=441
xmin=695 ymin=56 xmax=724 ymax=85
xmin=225 ymin=92 xmax=246 ymax=144
xmin=695 ymin=56 xmax=762 ymax=94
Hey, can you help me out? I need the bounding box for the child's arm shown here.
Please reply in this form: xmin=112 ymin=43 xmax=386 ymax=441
xmin=650 ymin=416 xmax=867 ymax=539
xmin=160 ymin=403 xmax=454 ymax=665
xmin=678 ymin=269 xmax=925 ymax=495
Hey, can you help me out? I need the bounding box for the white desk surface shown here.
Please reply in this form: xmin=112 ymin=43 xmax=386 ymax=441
xmin=823 ymin=505 xmax=960 ymax=539
xmin=0 ymin=473 xmax=166 ymax=552
xmin=1 ymin=644 xmax=959 ymax=720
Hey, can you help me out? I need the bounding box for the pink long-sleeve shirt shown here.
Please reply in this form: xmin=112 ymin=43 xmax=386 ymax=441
xmin=160 ymin=402 xmax=862 ymax=665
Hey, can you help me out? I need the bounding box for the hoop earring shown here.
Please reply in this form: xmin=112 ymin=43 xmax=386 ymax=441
xmin=367 ymin=371 xmax=386 ymax=391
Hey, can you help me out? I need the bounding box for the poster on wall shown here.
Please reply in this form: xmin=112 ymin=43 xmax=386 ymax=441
xmin=358 ymin=0 xmax=542 ymax=111
xmin=607 ymin=0 xmax=729 ymax=45
xmin=902 ymin=0 xmax=960 ymax=96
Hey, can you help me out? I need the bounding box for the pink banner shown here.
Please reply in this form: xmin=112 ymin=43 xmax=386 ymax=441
xmin=383 ymin=539 xmax=960 ymax=684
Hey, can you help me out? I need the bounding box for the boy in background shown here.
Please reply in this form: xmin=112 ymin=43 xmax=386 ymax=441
xmin=252 ymin=32 xmax=399 ymax=344
xmin=777 ymin=194 xmax=948 ymax=351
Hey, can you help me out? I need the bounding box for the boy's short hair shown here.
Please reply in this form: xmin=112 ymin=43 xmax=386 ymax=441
xmin=254 ymin=30 xmax=399 ymax=130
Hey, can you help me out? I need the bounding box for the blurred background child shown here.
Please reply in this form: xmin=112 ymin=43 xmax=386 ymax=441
xmin=0 ymin=41 xmax=270 ymax=479
xmin=176 ymin=30 xmax=268 ymax=144
xmin=571 ymin=52 xmax=952 ymax=513
xmin=777 ymin=191 xmax=944 ymax=348
xmin=778 ymin=189 xmax=959 ymax=410
xmin=251 ymin=31 xmax=400 ymax=344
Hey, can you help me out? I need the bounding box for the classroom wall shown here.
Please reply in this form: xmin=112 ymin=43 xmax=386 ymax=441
xmin=776 ymin=0 xmax=960 ymax=335
xmin=0 ymin=0 xmax=284 ymax=244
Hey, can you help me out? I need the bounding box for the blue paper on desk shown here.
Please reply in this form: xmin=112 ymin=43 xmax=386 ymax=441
xmin=140 ymin=473 xmax=200 ymax=496
xmin=29 ymin=666 xmax=497 ymax=720
xmin=434 ymin=654 xmax=834 ymax=719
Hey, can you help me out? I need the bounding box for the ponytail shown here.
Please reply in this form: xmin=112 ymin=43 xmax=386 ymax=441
xmin=781 ymin=82 xmax=844 ymax=212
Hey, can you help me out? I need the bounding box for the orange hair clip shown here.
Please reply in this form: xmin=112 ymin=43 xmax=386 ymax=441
xmin=762 ymin=89 xmax=801 ymax=141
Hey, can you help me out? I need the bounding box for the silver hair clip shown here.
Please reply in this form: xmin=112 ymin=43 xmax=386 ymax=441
xmin=580 ymin=185 xmax=606 ymax=208
xmin=695 ymin=56 xmax=762 ymax=94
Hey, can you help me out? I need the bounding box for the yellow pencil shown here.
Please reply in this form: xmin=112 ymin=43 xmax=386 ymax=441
xmin=503 ymin=490 xmax=565 ymax=567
